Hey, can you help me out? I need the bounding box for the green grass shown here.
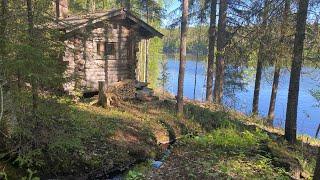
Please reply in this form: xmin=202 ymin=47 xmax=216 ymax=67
xmin=144 ymin=101 xmax=316 ymax=179
xmin=0 ymin=93 xmax=317 ymax=179
xmin=1 ymin=95 xmax=201 ymax=178
xmin=148 ymin=127 xmax=291 ymax=179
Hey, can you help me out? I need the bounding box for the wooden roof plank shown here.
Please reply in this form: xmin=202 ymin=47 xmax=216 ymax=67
xmin=59 ymin=8 xmax=163 ymax=39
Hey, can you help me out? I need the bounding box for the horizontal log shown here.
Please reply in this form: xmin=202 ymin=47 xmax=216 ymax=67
xmin=85 ymin=63 xmax=105 ymax=67
xmin=85 ymin=63 xmax=129 ymax=70
xmin=107 ymin=67 xmax=129 ymax=71
xmin=106 ymin=62 xmax=129 ymax=67
xmin=108 ymin=72 xmax=130 ymax=76
xmin=86 ymin=68 xmax=130 ymax=74
xmin=106 ymin=59 xmax=129 ymax=62
xmin=108 ymin=75 xmax=131 ymax=82
xmin=91 ymin=27 xmax=129 ymax=34
xmin=86 ymin=72 xmax=106 ymax=76
xmin=88 ymin=67 xmax=106 ymax=71
xmin=93 ymin=37 xmax=129 ymax=42
xmin=86 ymin=71 xmax=106 ymax=76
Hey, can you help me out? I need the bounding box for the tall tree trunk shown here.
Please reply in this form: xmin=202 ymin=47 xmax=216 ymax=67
xmin=145 ymin=39 xmax=149 ymax=83
xmin=0 ymin=0 xmax=7 ymax=54
xmin=0 ymin=0 xmax=8 ymax=148
xmin=60 ymin=0 xmax=69 ymax=18
xmin=122 ymin=0 xmax=130 ymax=10
xmin=91 ymin=0 xmax=95 ymax=12
xmin=176 ymin=0 xmax=188 ymax=117
xmin=55 ymin=0 xmax=60 ymax=20
xmin=205 ymin=0 xmax=217 ymax=102
xmin=27 ymin=0 xmax=38 ymax=113
xmin=145 ymin=4 xmax=149 ymax=83
xmin=268 ymin=65 xmax=280 ymax=120
xmin=27 ymin=0 xmax=33 ymax=44
xmin=252 ymin=0 xmax=269 ymax=114
xmin=314 ymin=148 xmax=320 ymax=180
xmin=87 ymin=0 xmax=95 ymax=12
xmin=193 ymin=54 xmax=198 ymax=100
xmin=268 ymin=0 xmax=290 ymax=122
xmin=213 ymin=0 xmax=227 ymax=104
xmin=285 ymin=0 xmax=309 ymax=144
xmin=252 ymin=56 xmax=263 ymax=114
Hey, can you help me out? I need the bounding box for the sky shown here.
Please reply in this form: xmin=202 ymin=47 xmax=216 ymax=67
xmin=161 ymin=0 xmax=320 ymax=27
xmin=165 ymin=0 xmax=180 ymax=12
xmin=163 ymin=0 xmax=180 ymax=27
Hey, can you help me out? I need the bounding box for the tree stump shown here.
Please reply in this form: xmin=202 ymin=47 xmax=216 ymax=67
xmin=98 ymin=81 xmax=107 ymax=107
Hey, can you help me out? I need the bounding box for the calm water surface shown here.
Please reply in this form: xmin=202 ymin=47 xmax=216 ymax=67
xmin=164 ymin=58 xmax=320 ymax=137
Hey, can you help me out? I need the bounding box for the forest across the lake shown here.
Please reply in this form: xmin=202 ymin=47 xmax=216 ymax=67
xmin=1 ymin=0 xmax=320 ymax=179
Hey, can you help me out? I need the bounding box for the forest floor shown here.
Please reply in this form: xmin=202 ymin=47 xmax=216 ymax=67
xmin=130 ymin=97 xmax=318 ymax=180
xmin=0 ymin=91 xmax=319 ymax=179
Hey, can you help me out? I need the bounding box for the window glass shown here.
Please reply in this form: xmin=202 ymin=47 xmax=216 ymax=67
xmin=97 ymin=43 xmax=101 ymax=55
xmin=96 ymin=41 xmax=105 ymax=56
xmin=105 ymin=42 xmax=116 ymax=56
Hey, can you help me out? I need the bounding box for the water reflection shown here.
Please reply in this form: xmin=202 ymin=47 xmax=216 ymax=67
xmin=164 ymin=58 xmax=320 ymax=137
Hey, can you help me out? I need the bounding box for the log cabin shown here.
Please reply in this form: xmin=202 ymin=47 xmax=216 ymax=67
xmin=56 ymin=6 xmax=163 ymax=93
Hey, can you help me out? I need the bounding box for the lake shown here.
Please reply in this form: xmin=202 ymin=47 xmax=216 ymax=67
xmin=164 ymin=58 xmax=320 ymax=137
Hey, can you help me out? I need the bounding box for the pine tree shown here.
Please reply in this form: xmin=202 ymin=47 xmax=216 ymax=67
xmin=205 ymin=0 xmax=217 ymax=102
xmin=213 ymin=0 xmax=228 ymax=104
xmin=285 ymin=0 xmax=309 ymax=144
xmin=252 ymin=0 xmax=269 ymax=115
xmin=176 ymin=0 xmax=189 ymax=117
xmin=268 ymin=0 xmax=291 ymax=122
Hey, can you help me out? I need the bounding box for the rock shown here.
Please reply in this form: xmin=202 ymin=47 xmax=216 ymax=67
xmin=151 ymin=161 xmax=163 ymax=169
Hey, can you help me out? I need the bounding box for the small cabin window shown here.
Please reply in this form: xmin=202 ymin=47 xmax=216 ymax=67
xmin=97 ymin=43 xmax=101 ymax=55
xmin=96 ymin=41 xmax=105 ymax=56
xmin=105 ymin=42 xmax=116 ymax=56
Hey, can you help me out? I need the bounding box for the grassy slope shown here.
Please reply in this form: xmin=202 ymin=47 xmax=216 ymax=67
xmin=141 ymin=101 xmax=318 ymax=179
xmin=0 ymin=94 xmax=318 ymax=179
xmin=0 ymin=96 xmax=201 ymax=179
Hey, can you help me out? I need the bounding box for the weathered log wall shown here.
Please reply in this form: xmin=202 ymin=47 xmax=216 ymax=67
xmin=63 ymin=21 xmax=142 ymax=92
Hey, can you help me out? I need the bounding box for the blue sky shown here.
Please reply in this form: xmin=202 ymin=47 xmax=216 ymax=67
xmin=161 ymin=0 xmax=320 ymax=27
xmin=163 ymin=0 xmax=180 ymax=26
xmin=165 ymin=0 xmax=180 ymax=12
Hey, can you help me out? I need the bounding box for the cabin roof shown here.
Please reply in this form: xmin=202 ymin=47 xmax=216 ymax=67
xmin=57 ymin=8 xmax=164 ymax=39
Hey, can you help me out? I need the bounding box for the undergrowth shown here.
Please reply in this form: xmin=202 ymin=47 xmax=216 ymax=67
xmin=151 ymin=127 xmax=291 ymax=179
xmin=0 ymin=95 xmax=200 ymax=178
xmin=146 ymin=102 xmax=316 ymax=179
xmin=0 ymin=94 xmax=317 ymax=179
